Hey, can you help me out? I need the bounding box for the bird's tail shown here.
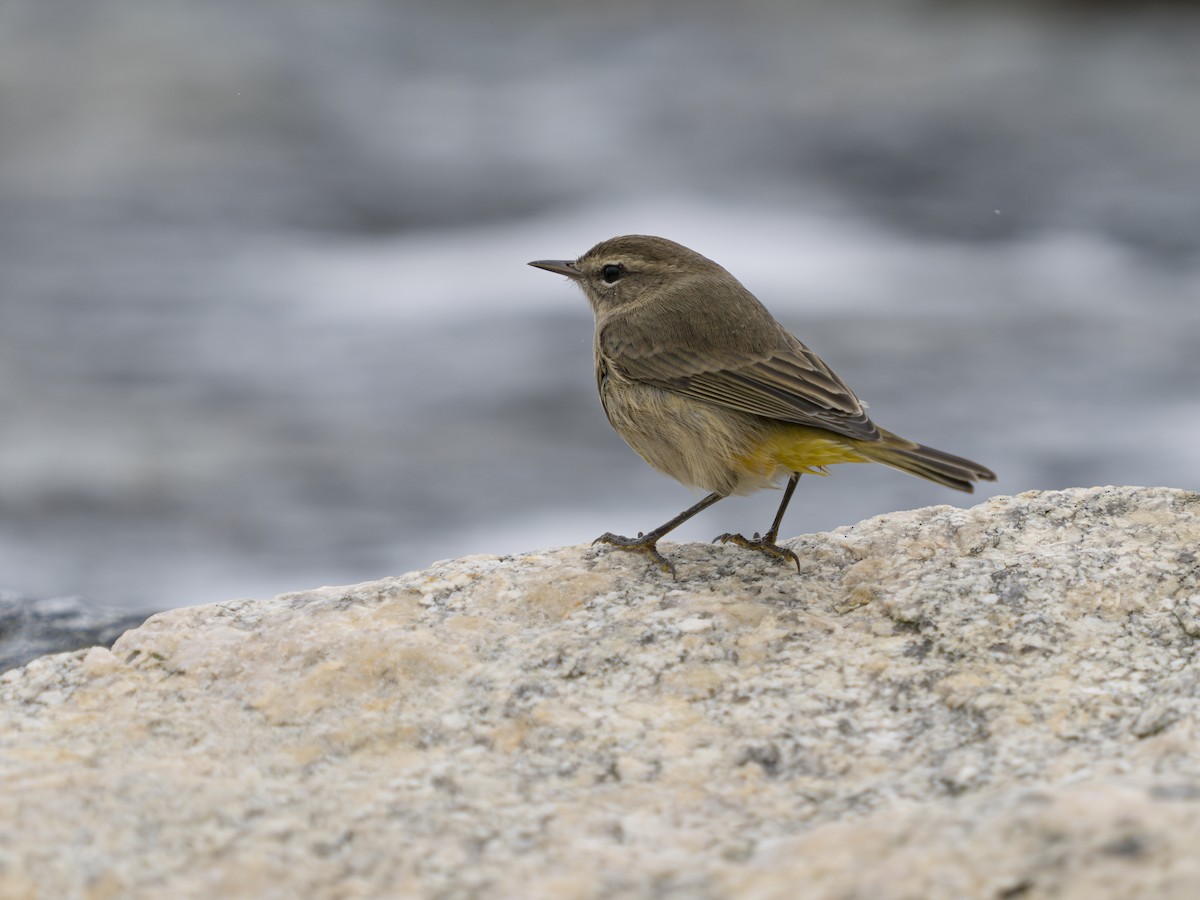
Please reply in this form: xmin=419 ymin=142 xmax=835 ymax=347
xmin=855 ymin=429 xmax=997 ymax=493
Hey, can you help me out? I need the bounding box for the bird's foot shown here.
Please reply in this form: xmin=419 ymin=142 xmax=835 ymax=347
xmin=713 ymin=532 xmax=801 ymax=573
xmin=593 ymin=532 xmax=675 ymax=577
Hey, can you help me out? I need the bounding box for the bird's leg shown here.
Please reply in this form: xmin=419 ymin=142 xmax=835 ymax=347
xmin=594 ymin=491 xmax=725 ymax=577
xmin=715 ymin=473 xmax=801 ymax=573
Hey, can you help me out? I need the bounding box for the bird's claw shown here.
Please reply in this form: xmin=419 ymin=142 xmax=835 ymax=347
xmin=593 ymin=532 xmax=676 ymax=578
xmin=713 ymin=532 xmax=801 ymax=573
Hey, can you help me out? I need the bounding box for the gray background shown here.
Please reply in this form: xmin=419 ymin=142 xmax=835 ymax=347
xmin=2 ymin=0 xmax=1198 ymax=612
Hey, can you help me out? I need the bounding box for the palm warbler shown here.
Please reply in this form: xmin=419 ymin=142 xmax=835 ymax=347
xmin=530 ymin=234 xmax=996 ymax=575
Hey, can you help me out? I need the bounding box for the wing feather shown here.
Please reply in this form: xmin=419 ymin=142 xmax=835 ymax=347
xmin=598 ymin=277 xmax=881 ymax=443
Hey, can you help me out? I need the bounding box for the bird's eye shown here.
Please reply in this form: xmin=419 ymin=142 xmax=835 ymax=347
xmin=601 ymin=263 xmax=624 ymax=284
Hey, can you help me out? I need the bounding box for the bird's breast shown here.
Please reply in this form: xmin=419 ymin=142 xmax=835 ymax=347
xmin=595 ymin=363 xmax=784 ymax=496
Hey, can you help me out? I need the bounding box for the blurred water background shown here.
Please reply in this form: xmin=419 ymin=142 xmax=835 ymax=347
xmin=2 ymin=0 xmax=1198 ymax=629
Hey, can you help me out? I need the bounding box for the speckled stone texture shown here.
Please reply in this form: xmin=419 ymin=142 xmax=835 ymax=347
xmin=2 ymin=486 xmax=1199 ymax=898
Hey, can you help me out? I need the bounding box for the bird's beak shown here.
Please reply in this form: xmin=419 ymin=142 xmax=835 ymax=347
xmin=528 ymin=259 xmax=581 ymax=279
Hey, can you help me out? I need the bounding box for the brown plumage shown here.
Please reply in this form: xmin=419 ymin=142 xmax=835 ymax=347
xmin=530 ymin=234 xmax=996 ymax=575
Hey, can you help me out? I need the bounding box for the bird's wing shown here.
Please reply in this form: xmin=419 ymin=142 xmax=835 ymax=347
xmin=599 ymin=288 xmax=880 ymax=443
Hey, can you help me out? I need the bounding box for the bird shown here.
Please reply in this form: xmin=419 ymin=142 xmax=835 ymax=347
xmin=529 ymin=234 xmax=996 ymax=576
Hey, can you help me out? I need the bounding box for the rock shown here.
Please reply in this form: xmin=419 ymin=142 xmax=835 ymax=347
xmin=1 ymin=485 xmax=1199 ymax=898
xmin=0 ymin=593 xmax=149 ymax=674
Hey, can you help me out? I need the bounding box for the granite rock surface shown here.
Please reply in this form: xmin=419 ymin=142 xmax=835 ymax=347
xmin=2 ymin=486 xmax=1199 ymax=898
